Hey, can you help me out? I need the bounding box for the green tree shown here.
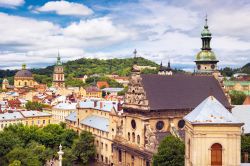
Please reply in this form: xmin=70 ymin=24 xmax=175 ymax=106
xmin=72 ymin=131 xmax=96 ymax=165
xmin=8 ymin=160 xmax=21 ymax=166
xmin=153 ymin=135 xmax=184 ymax=166
xmin=241 ymin=135 xmax=250 ymax=162
xmin=25 ymin=101 xmax=46 ymax=111
xmin=230 ymin=90 xmax=247 ymax=105
xmin=5 ymin=147 xmax=41 ymax=166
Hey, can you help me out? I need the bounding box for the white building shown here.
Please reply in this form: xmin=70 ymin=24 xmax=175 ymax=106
xmin=52 ymin=102 xmax=77 ymax=124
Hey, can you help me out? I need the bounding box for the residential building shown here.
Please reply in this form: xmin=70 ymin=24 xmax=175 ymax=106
xmin=0 ymin=110 xmax=52 ymax=130
xmin=65 ymin=100 xmax=120 ymax=165
xmin=52 ymin=102 xmax=77 ymax=123
xmin=79 ymin=86 xmax=102 ymax=98
xmin=20 ymin=110 xmax=52 ymax=127
xmin=224 ymin=81 xmax=250 ymax=95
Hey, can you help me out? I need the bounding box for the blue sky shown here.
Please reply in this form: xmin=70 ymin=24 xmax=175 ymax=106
xmin=0 ymin=0 xmax=250 ymax=70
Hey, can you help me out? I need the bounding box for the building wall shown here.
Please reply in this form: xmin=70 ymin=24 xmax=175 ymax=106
xmin=14 ymin=78 xmax=35 ymax=88
xmin=52 ymin=108 xmax=76 ymax=124
xmin=185 ymin=122 xmax=241 ymax=166
xmin=0 ymin=119 xmax=24 ymax=131
xmin=24 ymin=116 xmax=52 ymax=127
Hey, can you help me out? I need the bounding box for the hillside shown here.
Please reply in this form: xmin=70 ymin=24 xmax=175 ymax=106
xmin=0 ymin=57 xmax=160 ymax=86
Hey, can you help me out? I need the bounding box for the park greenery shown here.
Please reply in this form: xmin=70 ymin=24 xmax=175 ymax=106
xmin=0 ymin=123 xmax=95 ymax=166
xmin=153 ymin=135 xmax=185 ymax=166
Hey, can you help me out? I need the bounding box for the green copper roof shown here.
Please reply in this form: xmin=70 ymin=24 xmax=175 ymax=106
xmin=56 ymin=54 xmax=62 ymax=66
xmin=196 ymin=50 xmax=217 ymax=61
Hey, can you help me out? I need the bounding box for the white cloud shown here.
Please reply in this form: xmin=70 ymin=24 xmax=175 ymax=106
xmin=0 ymin=0 xmax=24 ymax=8
xmin=0 ymin=12 xmax=133 ymax=68
xmin=36 ymin=0 xmax=93 ymax=16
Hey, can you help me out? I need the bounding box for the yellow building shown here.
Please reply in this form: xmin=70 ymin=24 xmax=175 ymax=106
xmin=224 ymin=81 xmax=250 ymax=95
xmin=14 ymin=64 xmax=36 ymax=88
xmin=79 ymin=86 xmax=102 ymax=98
xmin=0 ymin=111 xmax=52 ymax=130
xmin=184 ymin=96 xmax=243 ymax=166
xmin=65 ymin=100 xmax=119 ymax=165
xmin=20 ymin=111 xmax=52 ymax=127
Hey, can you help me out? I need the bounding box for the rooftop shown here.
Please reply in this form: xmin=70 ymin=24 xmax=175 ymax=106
xmin=0 ymin=112 xmax=23 ymax=121
xmin=232 ymin=105 xmax=250 ymax=133
xmin=184 ymin=96 xmax=241 ymax=125
xmin=53 ymin=102 xmax=77 ymax=110
xmin=80 ymin=115 xmax=109 ymax=132
xmin=65 ymin=112 xmax=77 ymax=122
xmin=21 ymin=111 xmax=52 ymax=118
xmin=138 ymin=74 xmax=230 ymax=110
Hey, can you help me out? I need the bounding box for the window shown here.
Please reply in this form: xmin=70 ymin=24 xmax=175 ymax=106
xmin=96 ymin=140 xmax=99 ymax=147
xmin=131 ymin=119 xmax=136 ymax=129
xmin=118 ymin=150 xmax=122 ymax=162
xmin=32 ymin=121 xmax=34 ymax=125
xmin=156 ymin=121 xmax=164 ymax=130
xmin=128 ymin=132 xmax=131 ymax=141
xmin=101 ymin=142 xmax=104 ymax=149
xmin=43 ymin=120 xmax=45 ymax=124
xmin=211 ymin=143 xmax=222 ymax=166
xmin=48 ymin=120 xmax=50 ymax=124
xmin=105 ymin=144 xmax=108 ymax=151
xmin=105 ymin=157 xmax=108 ymax=164
xmin=37 ymin=120 xmax=40 ymax=125
xmin=137 ymin=135 xmax=140 ymax=144
xmin=132 ymin=132 xmax=135 ymax=143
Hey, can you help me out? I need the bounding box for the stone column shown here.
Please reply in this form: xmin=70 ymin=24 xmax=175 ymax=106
xmin=57 ymin=144 xmax=64 ymax=166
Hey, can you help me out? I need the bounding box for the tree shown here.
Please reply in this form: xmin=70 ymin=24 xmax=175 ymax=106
xmin=72 ymin=131 xmax=96 ymax=165
xmin=241 ymin=135 xmax=250 ymax=162
xmin=8 ymin=160 xmax=21 ymax=166
xmin=153 ymin=135 xmax=184 ymax=166
xmin=230 ymin=90 xmax=247 ymax=105
xmin=25 ymin=101 xmax=46 ymax=111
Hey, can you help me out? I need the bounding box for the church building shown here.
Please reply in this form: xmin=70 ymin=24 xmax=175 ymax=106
xmin=53 ymin=54 xmax=65 ymax=88
xmin=184 ymin=96 xmax=243 ymax=166
xmin=111 ymin=56 xmax=230 ymax=165
xmin=14 ymin=64 xmax=36 ymax=88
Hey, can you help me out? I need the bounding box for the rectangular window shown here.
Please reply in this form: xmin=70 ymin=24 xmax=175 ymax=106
xmin=105 ymin=144 xmax=108 ymax=151
xmin=43 ymin=120 xmax=45 ymax=124
xmin=37 ymin=120 xmax=40 ymax=124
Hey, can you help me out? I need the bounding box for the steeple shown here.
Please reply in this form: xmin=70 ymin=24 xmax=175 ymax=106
xmin=56 ymin=51 xmax=62 ymax=66
xmin=201 ymin=15 xmax=212 ymax=50
xmin=133 ymin=49 xmax=137 ymax=65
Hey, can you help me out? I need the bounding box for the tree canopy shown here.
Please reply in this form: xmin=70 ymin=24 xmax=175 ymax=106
xmin=230 ymin=90 xmax=247 ymax=105
xmin=153 ymin=135 xmax=184 ymax=166
xmin=0 ymin=123 xmax=96 ymax=166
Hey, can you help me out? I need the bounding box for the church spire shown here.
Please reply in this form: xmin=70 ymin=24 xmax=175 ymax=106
xmin=201 ymin=15 xmax=212 ymax=50
xmin=56 ymin=51 xmax=62 ymax=66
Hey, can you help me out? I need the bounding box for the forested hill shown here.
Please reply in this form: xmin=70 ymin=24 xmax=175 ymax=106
xmin=0 ymin=57 xmax=159 ymax=78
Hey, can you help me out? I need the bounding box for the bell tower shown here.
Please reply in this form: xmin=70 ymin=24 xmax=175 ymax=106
xmin=195 ymin=15 xmax=219 ymax=74
xmin=53 ymin=52 xmax=65 ymax=88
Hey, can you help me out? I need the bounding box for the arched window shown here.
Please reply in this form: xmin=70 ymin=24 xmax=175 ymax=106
xmin=132 ymin=132 xmax=135 ymax=143
xmin=128 ymin=132 xmax=130 ymax=141
xmin=211 ymin=143 xmax=222 ymax=166
xmin=137 ymin=135 xmax=140 ymax=145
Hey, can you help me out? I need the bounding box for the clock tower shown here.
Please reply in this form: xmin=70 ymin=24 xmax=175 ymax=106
xmin=53 ymin=53 xmax=65 ymax=88
xmin=195 ymin=16 xmax=219 ymax=74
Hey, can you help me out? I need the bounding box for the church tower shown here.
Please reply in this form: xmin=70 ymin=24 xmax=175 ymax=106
xmin=158 ymin=60 xmax=173 ymax=75
xmin=195 ymin=16 xmax=219 ymax=74
xmin=2 ymin=78 xmax=9 ymax=90
xmin=53 ymin=53 xmax=65 ymax=88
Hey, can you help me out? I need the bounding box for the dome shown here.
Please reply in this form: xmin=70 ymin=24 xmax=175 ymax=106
xmin=196 ymin=50 xmax=217 ymax=61
xmin=15 ymin=69 xmax=33 ymax=78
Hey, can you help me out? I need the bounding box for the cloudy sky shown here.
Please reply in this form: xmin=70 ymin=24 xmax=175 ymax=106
xmin=0 ymin=0 xmax=249 ymax=70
